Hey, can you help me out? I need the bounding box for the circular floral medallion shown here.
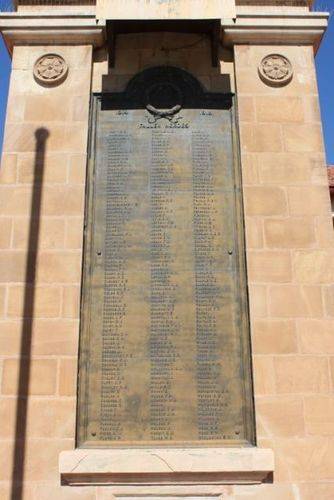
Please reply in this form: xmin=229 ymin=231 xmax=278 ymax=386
xmin=33 ymin=54 xmax=68 ymax=86
xmin=258 ymin=54 xmax=293 ymax=87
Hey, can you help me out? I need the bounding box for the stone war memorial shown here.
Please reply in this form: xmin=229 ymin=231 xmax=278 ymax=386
xmin=0 ymin=0 xmax=333 ymax=498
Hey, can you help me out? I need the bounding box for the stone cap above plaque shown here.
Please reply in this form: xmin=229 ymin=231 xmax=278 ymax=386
xmin=96 ymin=0 xmax=236 ymax=21
xmin=60 ymin=447 xmax=274 ymax=488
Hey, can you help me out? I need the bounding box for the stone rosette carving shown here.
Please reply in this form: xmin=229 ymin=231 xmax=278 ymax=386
xmin=33 ymin=53 xmax=68 ymax=86
xmin=258 ymin=54 xmax=293 ymax=87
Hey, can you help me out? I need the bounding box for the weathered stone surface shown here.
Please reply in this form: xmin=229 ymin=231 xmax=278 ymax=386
xmin=0 ymin=4 xmax=332 ymax=498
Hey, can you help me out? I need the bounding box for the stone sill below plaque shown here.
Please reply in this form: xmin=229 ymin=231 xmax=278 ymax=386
xmin=59 ymin=447 xmax=274 ymax=487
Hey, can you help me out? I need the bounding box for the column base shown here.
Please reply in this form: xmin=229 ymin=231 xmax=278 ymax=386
xmin=60 ymin=447 xmax=274 ymax=492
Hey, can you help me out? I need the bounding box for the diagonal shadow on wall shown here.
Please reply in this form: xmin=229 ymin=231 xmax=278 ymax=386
xmin=10 ymin=128 xmax=49 ymax=500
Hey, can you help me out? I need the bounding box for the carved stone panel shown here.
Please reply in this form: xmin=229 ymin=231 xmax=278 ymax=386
xmin=77 ymin=67 xmax=254 ymax=448
xmin=258 ymin=54 xmax=293 ymax=87
xmin=96 ymin=0 xmax=236 ymax=20
xmin=33 ymin=53 xmax=68 ymax=86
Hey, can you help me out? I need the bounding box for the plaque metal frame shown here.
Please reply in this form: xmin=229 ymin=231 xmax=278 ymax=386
xmin=77 ymin=66 xmax=256 ymax=449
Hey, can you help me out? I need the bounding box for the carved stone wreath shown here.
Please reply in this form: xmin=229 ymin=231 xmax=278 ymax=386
xmin=258 ymin=54 xmax=293 ymax=87
xmin=33 ymin=54 xmax=68 ymax=86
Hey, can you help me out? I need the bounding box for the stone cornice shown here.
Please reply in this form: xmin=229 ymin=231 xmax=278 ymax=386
xmin=222 ymin=12 xmax=328 ymax=48
xmin=236 ymin=0 xmax=312 ymax=6
xmin=14 ymin=0 xmax=312 ymax=6
xmin=0 ymin=13 xmax=105 ymax=52
xmin=16 ymin=0 xmax=95 ymax=4
xmin=0 ymin=10 xmax=327 ymax=53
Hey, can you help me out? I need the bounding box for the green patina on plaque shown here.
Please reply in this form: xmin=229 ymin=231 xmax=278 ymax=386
xmin=77 ymin=67 xmax=255 ymax=447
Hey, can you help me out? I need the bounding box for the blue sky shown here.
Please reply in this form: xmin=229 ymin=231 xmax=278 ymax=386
xmin=0 ymin=22 xmax=10 ymax=154
xmin=0 ymin=1 xmax=334 ymax=163
xmin=314 ymin=0 xmax=334 ymax=164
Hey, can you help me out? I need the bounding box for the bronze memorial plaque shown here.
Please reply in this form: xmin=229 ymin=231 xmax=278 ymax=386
xmin=78 ymin=67 xmax=254 ymax=447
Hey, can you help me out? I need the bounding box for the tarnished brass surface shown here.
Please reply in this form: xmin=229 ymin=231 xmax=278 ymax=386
xmin=77 ymin=68 xmax=254 ymax=447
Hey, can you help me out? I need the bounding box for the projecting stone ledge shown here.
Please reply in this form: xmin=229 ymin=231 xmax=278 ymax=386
xmin=59 ymin=447 xmax=274 ymax=487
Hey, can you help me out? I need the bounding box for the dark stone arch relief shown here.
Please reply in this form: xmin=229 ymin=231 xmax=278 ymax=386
xmin=101 ymin=66 xmax=233 ymax=110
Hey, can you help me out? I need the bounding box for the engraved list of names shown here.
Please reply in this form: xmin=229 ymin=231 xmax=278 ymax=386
xmin=80 ymin=102 xmax=251 ymax=447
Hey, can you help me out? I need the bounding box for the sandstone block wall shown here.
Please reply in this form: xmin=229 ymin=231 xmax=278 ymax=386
xmin=235 ymin=44 xmax=334 ymax=498
xmin=0 ymin=44 xmax=93 ymax=499
xmin=0 ymin=31 xmax=333 ymax=500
